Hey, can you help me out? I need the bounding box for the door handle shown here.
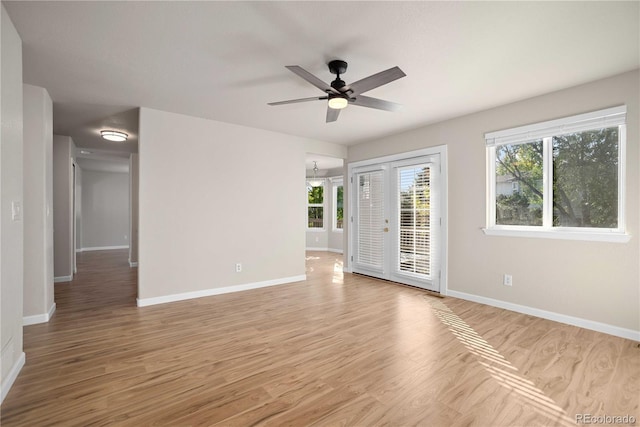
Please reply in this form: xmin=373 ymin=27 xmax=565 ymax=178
xmin=384 ymin=227 xmax=389 ymax=232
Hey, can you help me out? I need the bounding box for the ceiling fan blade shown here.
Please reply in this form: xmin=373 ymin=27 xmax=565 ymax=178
xmin=350 ymin=95 xmax=402 ymax=112
xmin=268 ymin=96 xmax=328 ymax=106
xmin=286 ymin=66 xmax=339 ymax=94
xmin=348 ymin=66 xmax=406 ymax=95
xmin=326 ymin=106 xmax=341 ymax=123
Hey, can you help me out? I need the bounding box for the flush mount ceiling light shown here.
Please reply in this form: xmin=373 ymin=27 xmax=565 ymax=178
xmin=328 ymin=96 xmax=348 ymax=110
xmin=100 ymin=130 xmax=128 ymax=142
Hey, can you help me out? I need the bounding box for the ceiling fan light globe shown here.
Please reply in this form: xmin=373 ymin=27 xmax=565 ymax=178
xmin=328 ymin=97 xmax=348 ymax=110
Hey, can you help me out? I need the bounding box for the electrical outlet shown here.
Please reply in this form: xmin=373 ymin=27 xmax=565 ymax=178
xmin=503 ymin=274 xmax=513 ymax=286
xmin=236 ymin=263 xmax=242 ymax=273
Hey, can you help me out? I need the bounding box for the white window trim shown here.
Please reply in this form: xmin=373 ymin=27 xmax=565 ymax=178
xmin=331 ymin=178 xmax=344 ymax=232
xmin=484 ymin=106 xmax=629 ymax=243
xmin=307 ymin=180 xmax=325 ymax=231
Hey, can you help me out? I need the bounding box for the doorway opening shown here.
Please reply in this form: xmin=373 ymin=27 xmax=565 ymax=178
xmin=305 ymin=154 xmax=345 ymax=255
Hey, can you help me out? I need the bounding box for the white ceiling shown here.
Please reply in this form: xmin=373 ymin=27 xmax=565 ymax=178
xmin=76 ymin=157 xmax=129 ymax=174
xmin=5 ymin=1 xmax=639 ymax=154
xmin=305 ymin=153 xmax=344 ymax=177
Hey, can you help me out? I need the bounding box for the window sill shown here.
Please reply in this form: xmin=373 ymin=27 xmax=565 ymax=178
xmin=307 ymin=228 xmax=326 ymax=232
xmin=482 ymin=227 xmax=631 ymax=243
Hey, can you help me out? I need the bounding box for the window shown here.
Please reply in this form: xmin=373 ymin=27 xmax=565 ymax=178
xmin=307 ymin=182 xmax=324 ymax=229
xmin=332 ymin=179 xmax=344 ymax=231
xmin=494 ymin=140 xmax=544 ymax=226
xmin=485 ymin=106 xmax=628 ymax=242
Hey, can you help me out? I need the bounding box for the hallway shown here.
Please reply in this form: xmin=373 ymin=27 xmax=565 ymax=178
xmin=65 ymin=249 xmax=137 ymax=311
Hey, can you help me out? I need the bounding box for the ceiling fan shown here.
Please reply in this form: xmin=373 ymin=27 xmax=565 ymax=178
xmin=268 ymin=60 xmax=406 ymax=123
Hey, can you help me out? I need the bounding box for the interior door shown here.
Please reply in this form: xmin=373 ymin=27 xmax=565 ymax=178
xmin=351 ymin=154 xmax=441 ymax=292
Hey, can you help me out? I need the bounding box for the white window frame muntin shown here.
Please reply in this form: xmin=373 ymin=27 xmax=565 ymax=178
xmin=484 ymin=106 xmax=629 ymax=243
xmin=331 ymin=177 xmax=344 ymax=232
xmin=307 ymin=179 xmax=325 ymax=231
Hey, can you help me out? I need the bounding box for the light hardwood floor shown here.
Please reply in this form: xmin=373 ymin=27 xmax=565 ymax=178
xmin=1 ymin=250 xmax=638 ymax=426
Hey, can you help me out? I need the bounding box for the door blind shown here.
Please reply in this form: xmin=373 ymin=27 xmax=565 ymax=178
xmin=398 ymin=165 xmax=431 ymax=277
xmin=357 ymin=171 xmax=384 ymax=269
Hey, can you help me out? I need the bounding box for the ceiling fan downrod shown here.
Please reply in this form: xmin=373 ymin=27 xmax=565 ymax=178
xmin=328 ymin=60 xmax=348 ymax=93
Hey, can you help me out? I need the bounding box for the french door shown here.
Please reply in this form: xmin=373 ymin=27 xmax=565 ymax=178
xmin=351 ymin=154 xmax=441 ymax=292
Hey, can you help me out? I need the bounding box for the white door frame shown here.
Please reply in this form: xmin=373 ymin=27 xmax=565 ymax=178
xmin=346 ymin=145 xmax=448 ymax=294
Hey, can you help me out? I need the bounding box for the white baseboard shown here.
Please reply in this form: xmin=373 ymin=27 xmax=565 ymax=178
xmin=137 ymin=274 xmax=306 ymax=307
xmin=1 ymin=352 xmax=25 ymax=404
xmin=23 ymin=302 xmax=57 ymax=326
xmin=79 ymin=245 xmax=129 ymax=252
xmin=54 ymin=275 xmax=72 ymax=283
xmin=129 ymin=261 xmax=138 ymax=268
xmin=306 ymin=247 xmax=344 ymax=254
xmin=49 ymin=302 xmax=56 ymax=318
xmin=447 ymin=290 xmax=640 ymax=342
xmin=306 ymin=247 xmax=329 ymax=251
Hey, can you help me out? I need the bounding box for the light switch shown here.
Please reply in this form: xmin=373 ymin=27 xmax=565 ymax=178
xmin=11 ymin=201 xmax=21 ymax=221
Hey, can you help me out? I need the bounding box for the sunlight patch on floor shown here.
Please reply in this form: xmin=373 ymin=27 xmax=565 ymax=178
xmin=332 ymin=259 xmax=343 ymax=284
xmin=426 ymin=297 xmax=575 ymax=427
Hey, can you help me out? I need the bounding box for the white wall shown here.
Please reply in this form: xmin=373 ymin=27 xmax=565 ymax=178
xmin=75 ymin=165 xmax=82 ymax=252
xmin=52 ymin=135 xmax=75 ymax=280
xmin=348 ymin=70 xmax=640 ymax=336
xmin=80 ymin=169 xmax=129 ymax=250
xmin=23 ymin=84 xmax=54 ymax=323
xmin=327 ymin=178 xmax=344 ymax=253
xmin=137 ymin=107 xmax=344 ymax=304
xmin=129 ymin=153 xmax=139 ymax=266
xmin=1 ymin=3 xmax=25 ymax=402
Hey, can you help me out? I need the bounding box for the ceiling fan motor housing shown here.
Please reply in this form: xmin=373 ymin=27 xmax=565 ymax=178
xmin=331 ymin=78 xmax=346 ymax=91
xmin=328 ymin=60 xmax=348 ymax=75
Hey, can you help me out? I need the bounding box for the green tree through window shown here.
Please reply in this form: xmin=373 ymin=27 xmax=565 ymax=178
xmin=335 ymin=185 xmax=343 ymax=229
xmin=307 ymin=184 xmax=324 ymax=228
xmin=495 ymin=141 xmax=543 ymax=226
xmin=552 ymin=128 xmax=618 ymax=227
xmin=494 ymin=128 xmax=619 ymax=229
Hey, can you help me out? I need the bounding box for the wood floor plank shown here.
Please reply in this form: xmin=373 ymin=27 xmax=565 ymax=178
xmin=1 ymin=249 xmax=638 ymax=426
